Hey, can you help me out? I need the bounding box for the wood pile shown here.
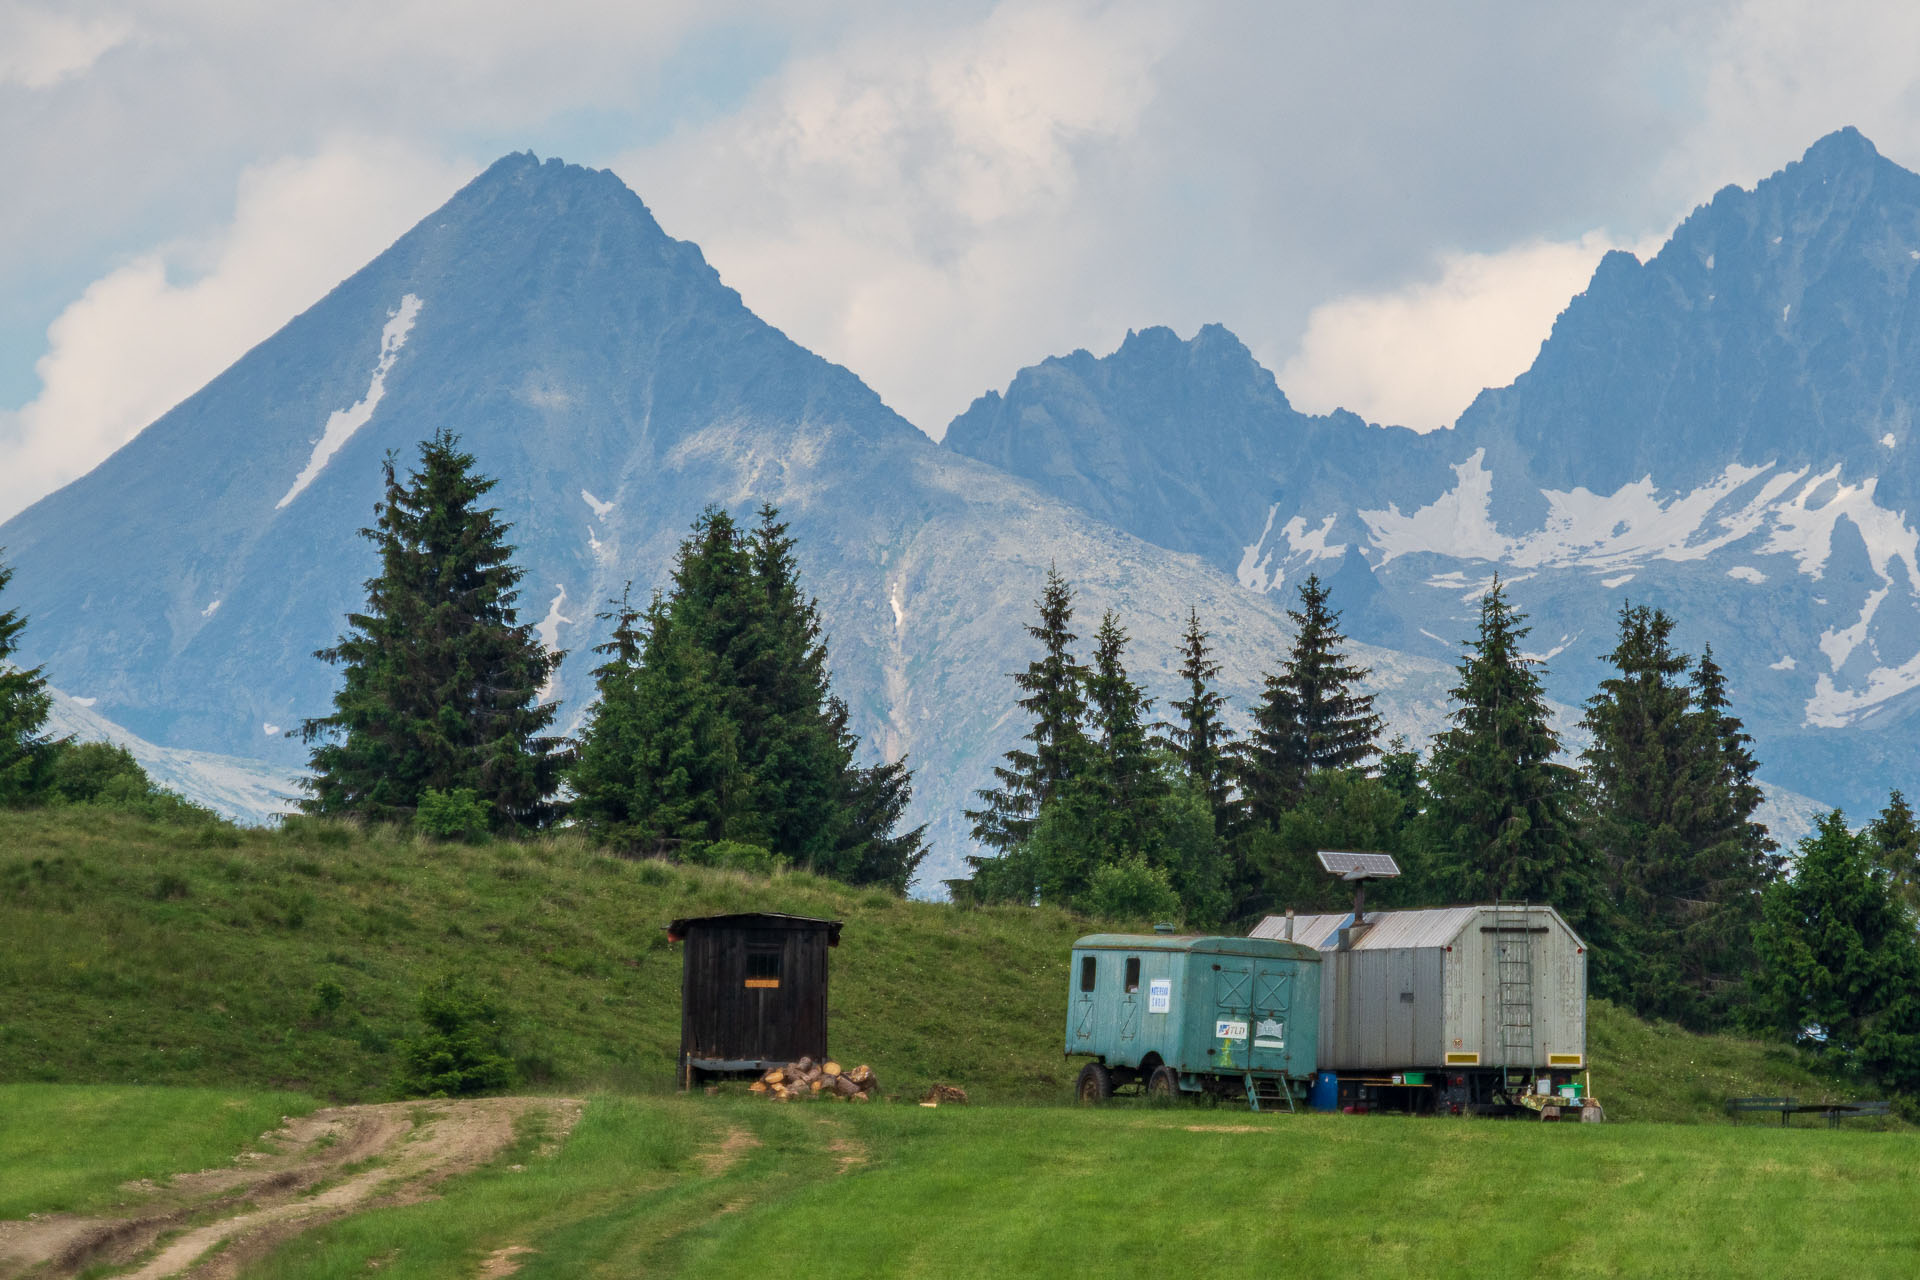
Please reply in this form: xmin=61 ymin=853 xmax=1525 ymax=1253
xmin=748 ymin=1057 xmax=878 ymax=1102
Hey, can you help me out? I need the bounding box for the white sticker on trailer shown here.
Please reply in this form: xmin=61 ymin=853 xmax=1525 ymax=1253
xmin=1149 ymin=979 xmax=1171 ymax=1013
xmin=1215 ymin=1020 xmax=1248 ymax=1040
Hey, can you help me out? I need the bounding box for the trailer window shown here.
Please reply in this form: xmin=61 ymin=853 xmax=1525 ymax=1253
xmin=1080 ymin=955 xmax=1097 ymax=992
xmin=1125 ymin=957 xmax=1141 ymax=993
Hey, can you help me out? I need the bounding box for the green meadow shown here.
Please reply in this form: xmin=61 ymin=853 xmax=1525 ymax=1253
xmin=6 ymin=1087 xmax=1914 ymax=1279
xmin=2 ymin=810 xmax=1911 ymax=1276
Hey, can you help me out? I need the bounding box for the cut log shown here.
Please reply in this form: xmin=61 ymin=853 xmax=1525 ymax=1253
xmin=832 ymin=1075 xmax=860 ymax=1098
xmin=847 ymin=1065 xmax=874 ymax=1086
xmin=796 ymin=1057 xmax=815 ymax=1071
xmin=749 ymin=1081 xmax=768 ymax=1094
xmin=765 ymin=1069 xmax=786 ymax=1085
xmin=823 ymin=1061 xmax=842 ymax=1077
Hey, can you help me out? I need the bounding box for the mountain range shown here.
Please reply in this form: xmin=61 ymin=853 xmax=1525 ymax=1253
xmin=5 ymin=129 xmax=1909 ymax=886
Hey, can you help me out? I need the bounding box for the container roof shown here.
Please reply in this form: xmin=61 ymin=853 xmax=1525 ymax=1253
xmin=1073 ymin=933 xmax=1321 ymax=962
xmin=1250 ymin=905 xmax=1576 ymax=951
xmin=665 ymin=912 xmax=844 ymax=945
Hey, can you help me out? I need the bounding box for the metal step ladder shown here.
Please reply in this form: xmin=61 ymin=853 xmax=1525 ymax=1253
xmin=1494 ymin=900 xmax=1536 ymax=1096
xmin=1245 ymin=1074 xmax=1296 ymax=1113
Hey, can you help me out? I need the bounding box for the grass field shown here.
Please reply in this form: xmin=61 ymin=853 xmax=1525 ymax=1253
xmin=28 ymin=1089 xmax=1893 ymax=1280
xmin=0 ymin=1084 xmax=317 ymax=1219
xmin=0 ymin=809 xmax=1885 ymax=1120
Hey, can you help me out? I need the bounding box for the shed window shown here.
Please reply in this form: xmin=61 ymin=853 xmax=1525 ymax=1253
xmin=1125 ymin=957 xmax=1141 ymax=993
xmin=745 ymin=948 xmax=781 ymax=989
xmin=1079 ymin=955 xmax=1097 ymax=992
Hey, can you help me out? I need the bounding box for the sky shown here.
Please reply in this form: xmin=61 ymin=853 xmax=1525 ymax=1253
xmin=5 ymin=0 xmax=1920 ymax=521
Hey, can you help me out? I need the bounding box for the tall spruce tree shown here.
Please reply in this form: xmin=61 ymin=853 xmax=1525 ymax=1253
xmin=1868 ymin=790 xmax=1920 ymax=921
xmin=1082 ymin=611 xmax=1166 ymax=852
xmin=300 ymin=432 xmax=565 ymax=830
xmin=964 ymin=565 xmax=1091 ymax=861
xmin=0 ymin=555 xmax=55 ymax=805
xmin=1422 ymin=578 xmax=1590 ymax=911
xmin=568 ymin=507 xmax=925 ymax=891
xmin=1160 ymin=608 xmax=1238 ymax=835
xmin=1237 ymin=573 xmax=1381 ymax=828
xmin=1582 ymin=609 xmax=1773 ymax=1027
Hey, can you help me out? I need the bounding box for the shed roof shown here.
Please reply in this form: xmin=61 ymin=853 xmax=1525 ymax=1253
xmin=665 ymin=912 xmax=844 ymax=945
xmin=1073 ymin=933 xmax=1321 ymax=962
xmin=1250 ymin=905 xmax=1571 ymax=951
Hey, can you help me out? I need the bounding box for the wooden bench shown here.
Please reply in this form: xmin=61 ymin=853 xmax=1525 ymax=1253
xmin=1725 ymin=1096 xmax=1893 ymax=1127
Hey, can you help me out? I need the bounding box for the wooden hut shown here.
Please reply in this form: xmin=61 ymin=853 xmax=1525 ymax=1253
xmin=666 ymin=912 xmax=843 ymax=1087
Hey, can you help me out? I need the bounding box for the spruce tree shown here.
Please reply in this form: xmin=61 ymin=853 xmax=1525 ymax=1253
xmin=567 ymin=506 xmax=924 ymax=890
xmin=1238 ymin=573 xmax=1381 ymax=828
xmin=1082 ymin=611 xmax=1166 ymax=852
xmin=964 ymin=565 xmax=1090 ymax=859
xmin=300 ymin=433 xmax=565 ymax=830
xmin=1160 ymin=608 xmax=1238 ymax=834
xmin=1422 ymin=578 xmax=1590 ymax=910
xmin=0 ymin=555 xmax=55 ymax=805
xmin=1868 ymin=790 xmax=1920 ymax=921
xmin=1582 ymin=610 xmax=1773 ymax=1027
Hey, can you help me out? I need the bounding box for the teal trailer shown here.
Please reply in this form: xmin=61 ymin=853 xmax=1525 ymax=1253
xmin=1066 ymin=933 xmax=1321 ymax=1110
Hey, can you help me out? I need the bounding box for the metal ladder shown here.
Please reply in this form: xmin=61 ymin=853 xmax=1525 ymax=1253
xmin=1494 ymin=900 xmax=1536 ymax=1096
xmin=1245 ymin=1074 xmax=1296 ymax=1113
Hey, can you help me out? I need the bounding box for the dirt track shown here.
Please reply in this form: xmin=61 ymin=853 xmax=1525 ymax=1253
xmin=0 ymin=1096 xmax=582 ymax=1280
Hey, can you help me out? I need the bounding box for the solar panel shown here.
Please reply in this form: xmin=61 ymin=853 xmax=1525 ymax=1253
xmin=1317 ymin=851 xmax=1401 ymax=880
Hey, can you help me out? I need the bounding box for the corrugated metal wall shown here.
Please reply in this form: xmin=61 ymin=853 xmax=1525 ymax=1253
xmin=1308 ymin=905 xmax=1586 ymax=1072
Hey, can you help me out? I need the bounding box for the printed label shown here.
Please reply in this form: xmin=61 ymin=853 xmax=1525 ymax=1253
xmin=1253 ymin=1018 xmax=1285 ymax=1048
xmin=1148 ymin=979 xmax=1171 ymax=1013
xmin=1215 ymin=1019 xmax=1249 ymax=1040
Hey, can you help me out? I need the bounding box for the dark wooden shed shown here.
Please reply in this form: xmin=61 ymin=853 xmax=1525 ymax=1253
xmin=666 ymin=912 xmax=843 ymax=1087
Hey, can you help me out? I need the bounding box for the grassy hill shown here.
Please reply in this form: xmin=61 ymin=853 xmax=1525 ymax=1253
xmin=0 ymin=808 xmax=1880 ymax=1118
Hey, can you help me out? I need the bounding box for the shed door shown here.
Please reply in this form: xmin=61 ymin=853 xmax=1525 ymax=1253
xmin=1213 ymin=961 xmax=1251 ymax=1071
xmin=1248 ymin=963 xmax=1294 ymax=1072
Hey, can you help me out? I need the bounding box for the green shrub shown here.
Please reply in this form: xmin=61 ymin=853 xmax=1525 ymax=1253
xmin=1079 ymin=854 xmax=1181 ymax=925
xmin=415 ymin=788 xmax=489 ymax=843
xmin=682 ymin=840 xmax=786 ymax=876
xmin=46 ymin=741 xmax=147 ymax=803
xmin=394 ymin=976 xmax=518 ymax=1098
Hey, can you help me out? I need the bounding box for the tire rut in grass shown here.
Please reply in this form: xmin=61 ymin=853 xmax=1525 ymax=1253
xmin=0 ymin=1096 xmax=582 ymax=1280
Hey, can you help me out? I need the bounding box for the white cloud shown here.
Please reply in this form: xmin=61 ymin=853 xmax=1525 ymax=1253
xmin=0 ymin=3 xmax=132 ymax=88
xmin=0 ymin=141 xmax=468 ymax=520
xmin=618 ymin=0 xmax=1175 ymax=433
xmin=1278 ymin=231 xmax=1663 ymax=430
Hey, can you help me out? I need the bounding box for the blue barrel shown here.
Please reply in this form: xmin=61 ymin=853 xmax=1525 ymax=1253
xmin=1309 ymin=1071 xmax=1339 ymax=1111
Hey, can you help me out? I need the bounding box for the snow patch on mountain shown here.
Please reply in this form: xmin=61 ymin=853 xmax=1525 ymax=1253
xmin=581 ymin=490 xmax=613 ymax=517
xmin=276 ymin=294 xmax=423 ymax=509
xmin=1361 ymin=449 xmax=1506 ymax=563
xmin=1236 ymin=504 xmax=1281 ymax=591
xmin=1761 ymin=466 xmax=1920 ymax=584
xmin=1819 ymin=588 xmax=1888 ymax=670
xmin=201 ymin=599 xmax=221 ymax=617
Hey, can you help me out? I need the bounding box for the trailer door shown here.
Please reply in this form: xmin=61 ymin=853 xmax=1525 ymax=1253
xmin=1212 ymin=959 xmax=1251 ymax=1071
xmin=1248 ymin=961 xmax=1295 ymax=1074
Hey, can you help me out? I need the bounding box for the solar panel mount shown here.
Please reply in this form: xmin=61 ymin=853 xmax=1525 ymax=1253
xmin=1317 ymin=851 xmax=1401 ymax=881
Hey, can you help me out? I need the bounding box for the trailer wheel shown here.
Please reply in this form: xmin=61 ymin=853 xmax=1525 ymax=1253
xmin=1075 ymin=1062 xmax=1113 ymax=1104
xmin=1146 ymin=1065 xmax=1181 ymax=1103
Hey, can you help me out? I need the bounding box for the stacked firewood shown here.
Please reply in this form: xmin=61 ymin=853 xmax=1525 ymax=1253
xmin=749 ymin=1057 xmax=878 ymax=1102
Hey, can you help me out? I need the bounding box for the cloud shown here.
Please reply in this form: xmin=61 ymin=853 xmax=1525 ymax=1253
xmin=0 ymin=141 xmax=470 ymax=521
xmin=1277 ymin=232 xmax=1663 ymax=431
xmin=618 ymin=0 xmax=1176 ymax=433
xmin=0 ymin=4 xmax=133 ymax=88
